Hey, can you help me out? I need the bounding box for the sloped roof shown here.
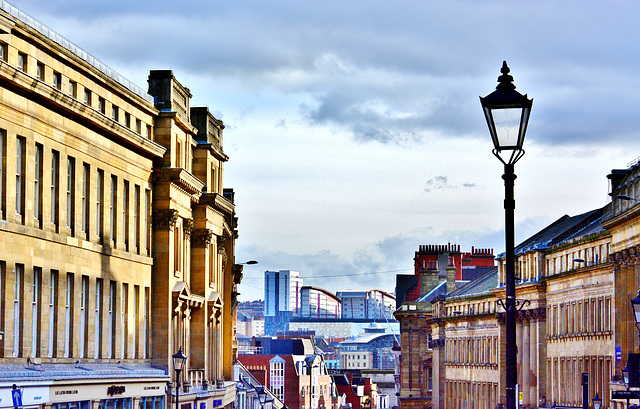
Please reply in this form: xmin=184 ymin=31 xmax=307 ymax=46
xmin=447 ymin=267 xmax=499 ymax=300
xmin=416 ymin=281 xmax=447 ymax=303
xmin=503 ymin=207 xmax=605 ymax=257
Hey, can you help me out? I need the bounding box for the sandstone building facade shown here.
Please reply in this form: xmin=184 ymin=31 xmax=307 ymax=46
xmin=0 ymin=3 xmax=243 ymax=409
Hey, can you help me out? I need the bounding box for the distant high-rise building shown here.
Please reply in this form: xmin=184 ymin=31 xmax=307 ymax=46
xmin=264 ymin=270 xmax=303 ymax=334
xmin=336 ymin=289 xmax=396 ymax=320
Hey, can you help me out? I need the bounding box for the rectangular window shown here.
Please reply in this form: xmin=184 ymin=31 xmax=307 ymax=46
xmin=134 ymin=185 xmax=140 ymax=252
xmin=146 ymin=125 xmax=151 ymax=139
xmin=53 ymin=72 xmax=62 ymax=90
xmin=125 ymin=112 xmax=131 ymax=128
xmin=34 ymin=143 xmax=43 ymax=226
xmin=112 ymin=105 xmax=119 ymax=122
xmin=64 ymin=273 xmax=73 ymax=358
xmin=0 ymin=130 xmax=6 ymax=220
xmin=133 ymin=285 xmax=139 ymax=358
xmin=98 ymin=97 xmax=105 ymax=115
xmin=82 ymin=163 xmax=89 ymax=237
xmin=121 ymin=283 xmax=128 ymax=359
xmin=144 ymin=287 xmax=150 ymax=358
xmin=80 ymin=275 xmax=88 ymax=358
xmin=108 ymin=280 xmax=116 ymax=359
xmin=144 ymin=189 xmax=150 ymax=255
xmin=32 ymin=267 xmax=42 ymax=357
xmin=123 ymin=180 xmax=129 ymax=250
xmin=36 ymin=62 xmax=44 ymax=80
xmin=96 ymin=170 xmax=104 ymax=240
xmin=67 ymin=157 xmax=75 ymax=233
xmin=16 ymin=136 xmax=25 ymax=219
xmin=84 ymin=88 xmax=91 ymax=106
xmin=0 ymin=42 xmax=6 ymax=61
xmin=136 ymin=119 xmax=142 ymax=134
xmin=51 ymin=150 xmax=59 ymax=227
xmin=95 ymin=278 xmax=103 ymax=358
xmin=69 ymin=81 xmax=77 ymax=98
xmin=48 ymin=270 xmax=58 ymax=358
xmin=18 ymin=52 xmax=27 ymax=72
xmin=14 ymin=264 xmax=23 ymax=357
xmin=110 ymin=175 xmax=117 ymax=243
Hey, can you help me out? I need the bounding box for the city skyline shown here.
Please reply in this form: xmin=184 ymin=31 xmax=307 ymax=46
xmin=16 ymin=0 xmax=640 ymax=300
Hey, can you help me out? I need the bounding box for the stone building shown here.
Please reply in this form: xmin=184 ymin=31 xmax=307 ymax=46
xmin=0 ymin=3 xmax=242 ymax=409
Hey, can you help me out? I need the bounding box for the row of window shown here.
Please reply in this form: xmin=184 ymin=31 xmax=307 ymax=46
xmin=445 ymin=299 xmax=496 ymax=317
xmin=547 ymin=244 xmax=609 ymax=275
xmin=546 ymin=296 xmax=612 ymax=338
xmin=0 ymin=131 xmax=152 ymax=256
xmin=546 ymin=355 xmax=611 ymax=408
xmin=444 ymin=335 xmax=499 ymax=366
xmin=445 ymin=381 xmax=498 ymax=409
xmin=1 ymin=262 xmax=151 ymax=360
xmin=2 ymin=43 xmax=153 ymax=138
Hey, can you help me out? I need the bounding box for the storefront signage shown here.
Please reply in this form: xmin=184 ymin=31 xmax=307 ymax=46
xmin=55 ymin=390 xmax=79 ymax=396
xmin=107 ymin=386 xmax=126 ymax=396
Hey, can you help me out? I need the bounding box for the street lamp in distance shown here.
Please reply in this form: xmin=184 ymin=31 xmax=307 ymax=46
xmin=480 ymin=60 xmax=532 ymax=409
xmin=592 ymin=392 xmax=602 ymax=409
xmin=172 ymin=347 xmax=188 ymax=409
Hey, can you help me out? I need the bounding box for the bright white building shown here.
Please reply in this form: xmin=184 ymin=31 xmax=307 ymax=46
xmin=337 ymin=289 xmax=396 ymax=320
xmin=300 ymin=286 xmax=341 ymax=319
xmin=264 ymin=270 xmax=303 ymax=334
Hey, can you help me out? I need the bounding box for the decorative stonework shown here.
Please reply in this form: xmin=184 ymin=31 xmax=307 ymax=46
xmin=192 ymin=229 xmax=214 ymax=247
xmin=610 ymin=245 xmax=640 ymax=265
xmin=152 ymin=208 xmax=178 ymax=230
xmin=183 ymin=218 xmax=194 ymax=239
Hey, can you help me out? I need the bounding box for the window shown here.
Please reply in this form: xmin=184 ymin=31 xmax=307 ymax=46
xmin=51 ymin=150 xmax=59 ymax=228
xmin=53 ymin=72 xmax=62 ymax=90
xmin=121 ymin=283 xmax=128 ymax=359
xmin=108 ymin=281 xmax=116 ymax=359
xmin=82 ymin=163 xmax=89 ymax=237
xmin=18 ymin=52 xmax=27 ymax=72
xmin=144 ymin=287 xmax=150 ymax=358
xmin=125 ymin=112 xmax=131 ymax=128
xmin=34 ymin=143 xmax=43 ymax=226
xmin=110 ymin=175 xmax=117 ymax=243
xmin=144 ymin=189 xmax=150 ymax=254
xmin=134 ymin=185 xmax=140 ymax=251
xmin=146 ymin=125 xmax=151 ymax=139
xmin=269 ymin=357 xmax=286 ymax=401
xmin=112 ymin=105 xmax=119 ymax=122
xmin=0 ymin=130 xmax=5 ymax=220
xmin=16 ymin=136 xmax=25 ymax=219
xmin=98 ymin=97 xmax=106 ymax=114
xmin=84 ymin=88 xmax=91 ymax=106
xmin=64 ymin=273 xmax=73 ymax=358
xmin=69 ymin=81 xmax=77 ymax=98
xmin=14 ymin=264 xmax=23 ymax=357
xmin=133 ymin=285 xmax=139 ymax=358
xmin=136 ymin=119 xmax=142 ymax=134
xmin=48 ymin=270 xmax=58 ymax=358
xmin=66 ymin=157 xmax=75 ymax=233
xmin=123 ymin=181 xmax=129 ymax=250
xmin=80 ymin=275 xmax=88 ymax=357
xmin=96 ymin=170 xmax=104 ymax=240
xmin=36 ymin=62 xmax=44 ymax=80
xmin=95 ymin=278 xmax=103 ymax=358
xmin=0 ymin=42 xmax=6 ymax=61
xmin=32 ymin=267 xmax=42 ymax=357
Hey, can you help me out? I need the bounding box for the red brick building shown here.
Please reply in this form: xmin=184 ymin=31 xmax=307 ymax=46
xmin=238 ymin=354 xmax=337 ymax=409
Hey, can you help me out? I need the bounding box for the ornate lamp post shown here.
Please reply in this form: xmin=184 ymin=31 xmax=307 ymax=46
xmin=172 ymin=347 xmax=188 ymax=409
xmin=480 ymin=60 xmax=533 ymax=409
xmin=592 ymin=392 xmax=602 ymax=409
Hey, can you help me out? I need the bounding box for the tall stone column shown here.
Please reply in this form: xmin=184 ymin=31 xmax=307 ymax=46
xmin=529 ymin=316 xmax=538 ymax=407
xmin=522 ymin=319 xmax=530 ymax=406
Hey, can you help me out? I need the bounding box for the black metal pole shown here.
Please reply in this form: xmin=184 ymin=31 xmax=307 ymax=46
xmin=175 ymin=369 xmax=181 ymax=409
xmin=582 ymin=373 xmax=588 ymax=409
xmin=503 ymin=163 xmax=517 ymax=409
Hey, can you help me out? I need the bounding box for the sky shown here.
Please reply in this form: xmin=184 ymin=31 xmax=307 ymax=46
xmin=14 ymin=1 xmax=640 ymax=301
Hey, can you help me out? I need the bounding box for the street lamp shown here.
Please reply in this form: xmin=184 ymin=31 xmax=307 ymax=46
xmin=239 ymin=260 xmax=259 ymax=265
xmin=592 ymin=392 xmax=602 ymax=409
xmin=624 ymin=363 xmax=630 ymax=389
xmin=480 ymin=60 xmax=533 ymax=409
xmin=172 ymin=347 xmax=187 ymax=409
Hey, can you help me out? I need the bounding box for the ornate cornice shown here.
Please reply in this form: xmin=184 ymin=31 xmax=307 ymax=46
xmin=610 ymin=245 xmax=640 ymax=265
